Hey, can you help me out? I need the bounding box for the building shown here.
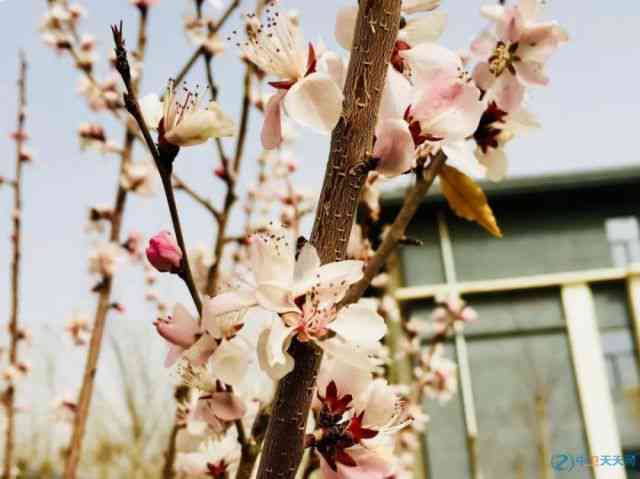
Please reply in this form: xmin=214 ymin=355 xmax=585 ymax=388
xmin=383 ymin=166 xmax=640 ymax=479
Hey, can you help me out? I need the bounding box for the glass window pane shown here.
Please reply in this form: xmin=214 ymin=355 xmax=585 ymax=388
xmin=399 ymin=207 xmax=445 ymax=286
xmin=467 ymin=334 xmax=588 ymax=478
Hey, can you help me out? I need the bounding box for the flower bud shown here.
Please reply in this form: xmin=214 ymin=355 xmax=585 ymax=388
xmin=146 ymin=231 xmax=183 ymax=273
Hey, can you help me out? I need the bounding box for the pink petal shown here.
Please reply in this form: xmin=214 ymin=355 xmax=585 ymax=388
xmin=472 ymin=62 xmax=495 ymax=92
xmin=284 ymin=72 xmax=343 ymax=133
xmin=470 ymin=30 xmax=496 ymax=58
xmin=378 ymin=67 xmax=412 ymax=122
xmin=261 ymin=91 xmax=286 ymax=150
xmin=424 ymin=83 xmax=485 ymax=141
xmin=492 ymin=72 xmax=525 ymax=113
xmin=514 ymin=61 xmax=549 ymax=86
xmin=208 ymin=392 xmax=246 ymax=421
xmin=373 ymin=119 xmax=416 ymax=177
xmin=164 ymin=343 xmax=185 ymax=368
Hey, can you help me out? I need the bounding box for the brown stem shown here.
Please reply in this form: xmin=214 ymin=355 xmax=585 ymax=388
xmin=2 ymin=52 xmax=27 ymax=479
xmin=256 ymin=2 xmax=402 ymax=478
xmin=341 ymin=152 xmax=447 ymax=307
xmin=63 ymin=12 xmax=149 ymax=479
xmin=173 ymin=174 xmax=219 ymax=219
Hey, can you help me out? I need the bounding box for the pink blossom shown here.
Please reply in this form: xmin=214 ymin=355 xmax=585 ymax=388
xmin=240 ymin=5 xmax=343 ymax=149
xmin=470 ymin=0 xmax=568 ymax=112
xmin=146 ymin=231 xmax=183 ymax=273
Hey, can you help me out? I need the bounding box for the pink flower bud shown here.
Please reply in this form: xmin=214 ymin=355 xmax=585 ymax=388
xmin=146 ymin=231 xmax=183 ymax=273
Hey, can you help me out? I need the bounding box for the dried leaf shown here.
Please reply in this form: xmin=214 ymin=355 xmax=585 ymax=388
xmin=439 ymin=165 xmax=502 ymax=237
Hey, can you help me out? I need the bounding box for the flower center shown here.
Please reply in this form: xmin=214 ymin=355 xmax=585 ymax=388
xmin=489 ymin=41 xmax=519 ymax=77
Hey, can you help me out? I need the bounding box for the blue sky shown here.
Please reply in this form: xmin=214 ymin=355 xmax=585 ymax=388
xmin=0 ymin=0 xmax=639 ymax=395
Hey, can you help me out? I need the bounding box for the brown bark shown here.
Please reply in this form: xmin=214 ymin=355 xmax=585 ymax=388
xmin=256 ymin=2 xmax=402 ymax=478
xmin=2 ymin=53 xmax=27 ymax=479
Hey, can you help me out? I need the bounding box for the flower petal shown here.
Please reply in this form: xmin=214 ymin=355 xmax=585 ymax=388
xmin=139 ymin=93 xmax=163 ymax=130
xmin=250 ymin=228 xmax=295 ymax=286
xmin=514 ymin=61 xmax=549 ymax=86
xmin=257 ymin=321 xmax=295 ymax=380
xmin=255 ymin=282 xmax=297 ymax=313
xmin=209 ymin=338 xmax=249 ymax=386
xmin=374 ymin=119 xmax=416 ymax=177
xmin=293 ymin=242 xmax=321 ymax=285
xmin=492 ymin=71 xmax=525 ymax=113
xmin=205 ymin=290 xmax=257 ymax=318
xmin=335 ymin=5 xmax=358 ymax=49
xmin=207 ymin=392 xmax=246 ymax=421
xmin=261 ymin=91 xmax=286 ymax=150
xmin=476 ymin=146 xmax=508 ymax=182
xmin=422 ymin=83 xmax=485 ymax=141
xmin=165 ymin=101 xmax=235 ymax=146
xmin=400 ymin=11 xmax=447 ymax=46
xmin=330 ymin=299 xmax=387 ymax=348
xmin=400 ymin=42 xmax=461 ymax=86
xmin=283 ymin=72 xmax=343 ymax=133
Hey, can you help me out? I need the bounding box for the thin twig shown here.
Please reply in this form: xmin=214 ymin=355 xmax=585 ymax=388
xmin=2 ymin=52 xmax=27 ymax=479
xmin=63 ymin=12 xmax=150 ymax=479
xmin=173 ymin=174 xmax=219 ymax=219
xmin=340 ymin=152 xmax=447 ymax=307
xmin=112 ymin=21 xmax=203 ymax=315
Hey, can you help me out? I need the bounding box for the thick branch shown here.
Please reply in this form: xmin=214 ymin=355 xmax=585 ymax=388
xmin=341 ymin=152 xmax=447 ymax=306
xmin=256 ymin=2 xmax=402 ymax=478
xmin=2 ymin=52 xmax=27 ymax=479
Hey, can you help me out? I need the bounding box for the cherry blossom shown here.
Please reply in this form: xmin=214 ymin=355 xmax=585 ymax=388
xmin=239 ymin=2 xmax=343 ymax=149
xmin=140 ymin=80 xmax=235 ymax=147
xmin=176 ymin=432 xmax=240 ymax=478
xmin=473 ymin=102 xmax=540 ymax=181
xmin=310 ymin=358 xmax=410 ymax=478
xmin=120 ymin=159 xmax=156 ymax=196
xmin=419 ymin=345 xmax=458 ymax=404
xmin=65 ymin=312 xmax=91 ymax=346
xmin=471 ymin=0 xmax=568 ymax=112
xmin=88 ymin=242 xmax=124 ymax=277
xmin=206 ymin=227 xmax=385 ymax=378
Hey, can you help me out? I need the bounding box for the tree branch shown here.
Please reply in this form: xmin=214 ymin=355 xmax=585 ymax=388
xmin=63 ymin=14 xmax=149 ymax=479
xmin=341 ymin=152 xmax=447 ymax=307
xmin=2 ymin=51 xmax=27 ymax=479
xmin=256 ymin=2 xmax=402 ymax=478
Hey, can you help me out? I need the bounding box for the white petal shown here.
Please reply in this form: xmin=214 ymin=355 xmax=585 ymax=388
xmin=319 ymin=51 xmax=347 ymax=90
xmin=470 ymin=30 xmax=496 ymax=58
xmin=401 ymin=43 xmax=461 ymax=86
xmin=514 ymin=61 xmax=549 ymax=86
xmin=257 ymin=321 xmax=295 ymax=380
xmin=442 ymin=140 xmax=485 ymax=178
xmin=255 ymin=282 xmax=297 ymax=313
xmin=293 ymin=242 xmax=321 ymax=285
xmin=476 ymin=147 xmax=508 ymax=182
xmin=165 ymin=102 xmax=235 ymax=146
xmin=250 ymin=228 xmax=295 ymax=286
xmin=330 ymin=299 xmax=387 ymax=348
xmin=261 ymin=91 xmax=286 ymax=150
xmin=402 ymin=0 xmax=440 ymax=14
xmin=205 ymin=290 xmax=257 ymax=319
xmin=139 ymin=93 xmax=163 ymax=130
xmin=492 ymin=72 xmax=525 ymax=113
xmin=284 ymin=72 xmax=343 ymax=133
xmin=334 ymin=5 xmax=358 ymax=50
xmin=361 ymin=379 xmax=398 ymax=428
xmin=209 ymin=337 xmax=249 ymax=386
xmin=401 ymin=11 xmax=447 ymax=46
xmin=317 ymin=356 xmax=372 ymax=401
xmin=320 ymin=337 xmax=379 ymax=372
xmin=518 ymin=0 xmax=540 ymax=22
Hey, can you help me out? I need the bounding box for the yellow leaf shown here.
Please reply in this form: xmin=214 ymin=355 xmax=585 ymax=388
xmin=439 ymin=165 xmax=502 ymax=238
